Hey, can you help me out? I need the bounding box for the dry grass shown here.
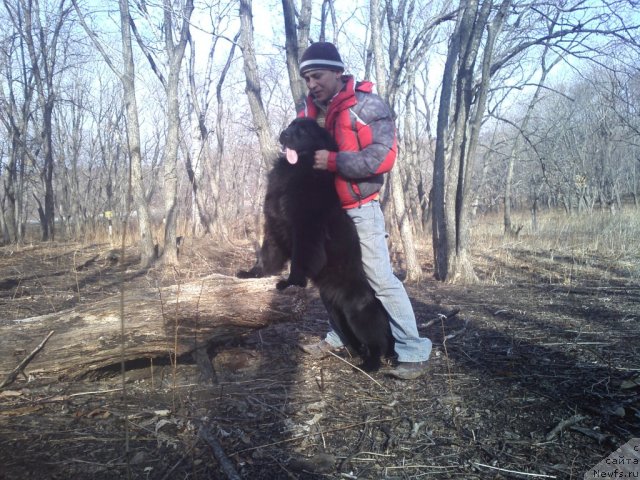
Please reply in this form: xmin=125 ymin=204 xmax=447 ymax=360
xmin=474 ymin=206 xmax=639 ymax=255
xmin=471 ymin=207 xmax=640 ymax=286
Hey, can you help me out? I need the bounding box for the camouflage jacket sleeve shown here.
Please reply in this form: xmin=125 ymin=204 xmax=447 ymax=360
xmin=327 ymin=92 xmax=397 ymax=180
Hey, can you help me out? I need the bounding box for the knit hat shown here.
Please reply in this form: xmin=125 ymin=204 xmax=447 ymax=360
xmin=299 ymin=42 xmax=345 ymax=75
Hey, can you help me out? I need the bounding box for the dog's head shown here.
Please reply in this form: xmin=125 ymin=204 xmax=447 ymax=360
xmin=279 ymin=118 xmax=338 ymax=165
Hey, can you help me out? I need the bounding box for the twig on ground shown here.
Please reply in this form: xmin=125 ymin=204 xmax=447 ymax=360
xmin=420 ymin=308 xmax=461 ymax=329
xmin=0 ymin=330 xmax=54 ymax=389
xmin=444 ymin=319 xmax=469 ymax=341
xmin=159 ymin=455 xmax=186 ymax=480
xmin=473 ymin=462 xmax=557 ymax=478
xmin=545 ymin=414 xmax=586 ymax=441
xmin=570 ymin=426 xmax=613 ymax=444
xmin=198 ymin=424 xmax=242 ymax=480
xmin=327 ymin=351 xmax=388 ymax=392
xmin=69 ymin=388 xmax=124 ymax=397
xmin=231 ymin=417 xmax=399 ymax=456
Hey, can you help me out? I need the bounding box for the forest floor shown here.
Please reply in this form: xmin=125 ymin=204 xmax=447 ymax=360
xmin=0 ymin=230 xmax=639 ymax=479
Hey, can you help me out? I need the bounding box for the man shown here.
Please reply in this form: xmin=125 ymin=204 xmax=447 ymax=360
xmin=296 ymin=42 xmax=432 ymax=380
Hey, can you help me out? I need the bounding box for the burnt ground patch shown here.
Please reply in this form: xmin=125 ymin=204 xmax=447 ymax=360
xmin=0 ymin=238 xmax=638 ymax=479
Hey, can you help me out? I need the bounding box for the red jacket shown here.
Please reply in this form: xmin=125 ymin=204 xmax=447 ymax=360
xmin=299 ymin=76 xmax=397 ymax=209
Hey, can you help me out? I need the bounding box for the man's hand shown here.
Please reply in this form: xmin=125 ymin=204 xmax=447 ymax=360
xmin=313 ymin=150 xmax=330 ymax=170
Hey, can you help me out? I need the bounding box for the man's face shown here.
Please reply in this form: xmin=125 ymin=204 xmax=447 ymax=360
xmin=302 ymin=69 xmax=343 ymax=104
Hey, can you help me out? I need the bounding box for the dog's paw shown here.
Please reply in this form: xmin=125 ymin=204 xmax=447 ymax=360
xmin=288 ymin=275 xmax=307 ymax=288
xmin=276 ymin=277 xmax=307 ymax=290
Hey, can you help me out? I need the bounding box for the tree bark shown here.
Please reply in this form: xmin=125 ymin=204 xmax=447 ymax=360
xmin=118 ymin=0 xmax=156 ymax=267
xmin=370 ymin=0 xmax=387 ymax=98
xmin=388 ymin=168 xmax=422 ymax=280
xmin=432 ymin=5 xmax=463 ymax=281
xmin=238 ymin=0 xmax=277 ymax=165
xmin=281 ymin=0 xmax=311 ymax=111
xmin=0 ymin=276 xmax=308 ymax=379
xmin=160 ymin=0 xmax=194 ymax=265
xmin=2 ymin=139 xmax=19 ymax=243
xmin=433 ymin=0 xmax=510 ymax=283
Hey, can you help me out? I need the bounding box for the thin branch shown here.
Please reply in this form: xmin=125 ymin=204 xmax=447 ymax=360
xmin=128 ymin=15 xmax=166 ymax=88
xmin=0 ymin=330 xmax=54 ymax=389
xmin=198 ymin=424 xmax=242 ymax=480
xmin=70 ymin=0 xmax=123 ymax=80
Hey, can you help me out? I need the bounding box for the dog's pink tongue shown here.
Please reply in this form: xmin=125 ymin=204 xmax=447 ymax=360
xmin=285 ymin=148 xmax=298 ymax=164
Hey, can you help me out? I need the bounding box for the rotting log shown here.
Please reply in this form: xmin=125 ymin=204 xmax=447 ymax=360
xmin=0 ymin=274 xmax=307 ymax=380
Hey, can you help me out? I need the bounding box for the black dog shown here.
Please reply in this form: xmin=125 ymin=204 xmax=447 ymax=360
xmin=238 ymin=118 xmax=393 ymax=371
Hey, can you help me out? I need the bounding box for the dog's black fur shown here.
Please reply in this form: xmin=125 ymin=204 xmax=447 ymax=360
xmin=237 ymin=118 xmax=393 ymax=371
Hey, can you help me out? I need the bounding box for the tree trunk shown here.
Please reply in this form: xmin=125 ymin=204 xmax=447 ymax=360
xmin=212 ymin=32 xmax=241 ymax=237
xmin=3 ymin=147 xmax=19 ymax=243
xmin=184 ymin=28 xmax=233 ymax=237
xmin=119 ymin=0 xmax=156 ymax=267
xmin=41 ymin=101 xmax=55 ymax=241
xmin=238 ymin=0 xmax=277 ymax=165
xmin=20 ymin=0 xmax=69 ymax=241
xmin=281 ymin=0 xmax=311 ymax=111
xmin=0 ymin=2 xmax=32 ymax=244
xmin=389 ymin=169 xmax=422 ymax=280
xmin=433 ymin=0 xmax=510 ymax=283
xmin=161 ymin=0 xmax=194 ymax=265
xmin=370 ymin=0 xmax=387 ymax=98
xmin=0 ymin=276 xmax=308 ymax=380
xmin=370 ymin=0 xmax=421 ymax=281
xmin=432 ymin=3 xmax=464 ymax=281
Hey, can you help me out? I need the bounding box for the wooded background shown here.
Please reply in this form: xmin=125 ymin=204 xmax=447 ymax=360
xmin=1 ymin=0 xmax=638 ymax=283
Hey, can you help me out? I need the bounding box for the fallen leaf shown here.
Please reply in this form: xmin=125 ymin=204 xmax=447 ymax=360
xmin=87 ymin=408 xmax=111 ymax=419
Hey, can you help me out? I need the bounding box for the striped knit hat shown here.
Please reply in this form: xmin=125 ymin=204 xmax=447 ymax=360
xmin=299 ymin=42 xmax=345 ymax=75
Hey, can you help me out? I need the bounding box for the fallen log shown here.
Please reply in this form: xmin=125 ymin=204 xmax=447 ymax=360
xmin=0 ymin=274 xmax=308 ymax=380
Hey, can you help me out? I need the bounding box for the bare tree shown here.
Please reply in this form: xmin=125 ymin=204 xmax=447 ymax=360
xmin=14 ymin=0 xmax=72 ymax=241
xmin=503 ymin=30 xmax=564 ymax=236
xmin=238 ymin=0 xmax=277 ymax=164
xmin=530 ymin=71 xmax=637 ymax=215
xmin=318 ymin=0 xmax=337 ymax=43
xmin=0 ymin=11 xmax=35 ymax=243
xmin=369 ymin=0 xmax=454 ymax=281
xmin=55 ymin=80 xmax=87 ymax=238
xmin=184 ymin=46 xmax=212 ymax=236
xmin=162 ymin=0 xmax=193 ymax=263
xmin=92 ymin=77 xmax=126 ymax=239
xmin=281 ymin=0 xmax=311 ymax=111
xmin=433 ymin=0 xmax=510 ymax=283
xmin=431 ymin=0 xmax=640 ymax=281
xmin=129 ymin=0 xmax=194 ymax=264
xmin=0 ymin=0 xmax=635 ymax=262
xmin=72 ymin=0 xmax=156 ymax=267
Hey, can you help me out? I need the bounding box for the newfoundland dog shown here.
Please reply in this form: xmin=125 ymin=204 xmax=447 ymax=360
xmin=237 ymin=118 xmax=392 ymax=372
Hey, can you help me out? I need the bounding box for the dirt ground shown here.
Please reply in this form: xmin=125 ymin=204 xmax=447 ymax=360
xmin=0 ymin=236 xmax=638 ymax=479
